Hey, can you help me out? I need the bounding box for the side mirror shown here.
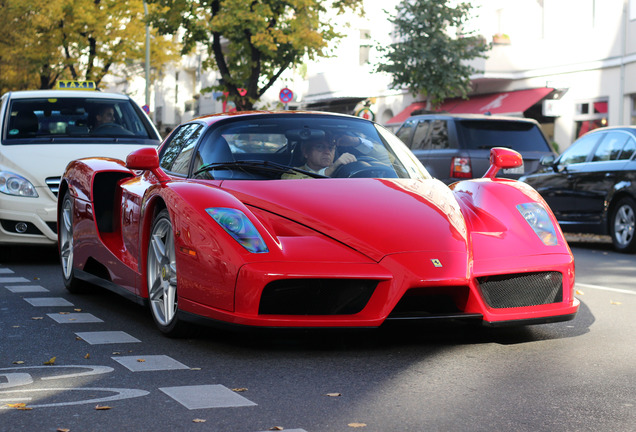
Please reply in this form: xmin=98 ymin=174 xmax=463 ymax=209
xmin=126 ymin=147 xmax=170 ymax=183
xmin=540 ymin=154 xmax=556 ymax=166
xmin=483 ymin=147 xmax=523 ymax=179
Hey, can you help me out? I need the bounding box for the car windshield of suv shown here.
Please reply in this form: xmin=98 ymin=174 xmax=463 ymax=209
xmin=4 ymin=97 xmax=157 ymax=143
xmin=456 ymin=120 xmax=551 ymax=152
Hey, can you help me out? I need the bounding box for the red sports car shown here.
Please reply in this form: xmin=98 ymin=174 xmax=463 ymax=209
xmin=58 ymin=111 xmax=579 ymax=336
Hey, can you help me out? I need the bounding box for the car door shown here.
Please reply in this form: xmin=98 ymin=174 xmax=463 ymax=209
xmin=527 ymin=132 xmax=603 ymax=221
xmin=573 ymin=131 xmax=636 ymax=224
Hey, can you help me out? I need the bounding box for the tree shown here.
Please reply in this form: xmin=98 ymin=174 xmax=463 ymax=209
xmin=147 ymin=0 xmax=364 ymax=111
xmin=0 ymin=0 xmax=179 ymax=93
xmin=376 ymin=0 xmax=489 ymax=110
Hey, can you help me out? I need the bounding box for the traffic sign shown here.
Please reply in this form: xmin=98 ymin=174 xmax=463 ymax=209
xmin=279 ymin=87 xmax=294 ymax=104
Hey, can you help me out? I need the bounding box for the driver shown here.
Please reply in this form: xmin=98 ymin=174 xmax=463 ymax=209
xmin=93 ymin=105 xmax=115 ymax=130
xmin=282 ymin=135 xmax=357 ymax=178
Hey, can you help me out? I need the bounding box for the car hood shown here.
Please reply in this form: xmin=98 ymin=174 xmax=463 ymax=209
xmin=0 ymin=143 xmax=153 ymax=186
xmin=220 ymin=178 xmax=469 ymax=261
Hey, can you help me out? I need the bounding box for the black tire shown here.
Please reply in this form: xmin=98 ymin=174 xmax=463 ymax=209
xmin=59 ymin=190 xmax=87 ymax=293
xmin=146 ymin=209 xmax=189 ymax=337
xmin=610 ymin=197 xmax=636 ymax=253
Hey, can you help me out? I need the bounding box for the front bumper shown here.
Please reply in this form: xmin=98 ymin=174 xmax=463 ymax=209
xmin=0 ymin=190 xmax=58 ymax=245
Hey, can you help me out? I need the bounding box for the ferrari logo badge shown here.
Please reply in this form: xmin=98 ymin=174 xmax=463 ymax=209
xmin=431 ymin=259 xmax=443 ymax=268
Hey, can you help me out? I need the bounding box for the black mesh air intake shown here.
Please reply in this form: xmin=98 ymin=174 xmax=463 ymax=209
xmin=477 ymin=271 xmax=563 ymax=308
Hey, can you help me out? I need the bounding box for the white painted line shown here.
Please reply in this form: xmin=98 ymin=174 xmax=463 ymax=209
xmin=46 ymin=313 xmax=103 ymax=324
xmin=0 ymin=387 xmax=149 ymax=409
xmin=112 ymin=355 xmax=189 ymax=372
xmin=0 ymin=268 xmax=14 ymax=274
xmin=76 ymin=331 xmax=141 ymax=345
xmin=159 ymin=384 xmax=257 ymax=409
xmin=5 ymin=285 xmax=49 ymax=293
xmin=24 ymin=297 xmax=74 ymax=307
xmin=576 ymin=283 xmax=636 ymax=296
xmin=0 ymin=277 xmax=32 ymax=284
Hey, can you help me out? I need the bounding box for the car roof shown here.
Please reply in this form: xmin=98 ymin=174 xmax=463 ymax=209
xmin=190 ymin=110 xmax=364 ymax=126
xmin=406 ymin=113 xmax=540 ymax=124
xmin=583 ymin=125 xmax=636 ymax=135
xmin=3 ymin=90 xmax=131 ymax=100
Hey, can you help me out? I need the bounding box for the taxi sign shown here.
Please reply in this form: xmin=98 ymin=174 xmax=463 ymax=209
xmin=54 ymin=80 xmax=97 ymax=90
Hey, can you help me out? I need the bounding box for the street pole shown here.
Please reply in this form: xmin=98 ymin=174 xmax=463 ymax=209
xmin=143 ymin=0 xmax=151 ymax=110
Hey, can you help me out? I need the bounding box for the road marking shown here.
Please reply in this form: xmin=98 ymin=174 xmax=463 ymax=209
xmin=5 ymin=285 xmax=49 ymax=293
xmin=0 ymin=277 xmax=32 ymax=284
xmin=576 ymin=283 xmax=636 ymax=296
xmin=0 ymin=365 xmax=114 ymax=380
xmin=47 ymin=312 xmax=103 ymax=324
xmin=159 ymin=384 xmax=257 ymax=409
xmin=24 ymin=297 xmax=74 ymax=307
xmin=0 ymin=268 xmax=14 ymax=274
xmin=76 ymin=331 xmax=141 ymax=345
xmin=112 ymin=355 xmax=190 ymax=372
xmin=0 ymin=387 xmax=149 ymax=408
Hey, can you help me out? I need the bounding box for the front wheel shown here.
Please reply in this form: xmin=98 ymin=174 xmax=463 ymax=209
xmin=147 ymin=209 xmax=189 ymax=337
xmin=59 ymin=191 xmax=86 ymax=293
xmin=610 ymin=197 xmax=636 ymax=253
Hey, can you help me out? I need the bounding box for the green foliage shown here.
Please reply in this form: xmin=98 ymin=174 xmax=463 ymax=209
xmin=0 ymin=0 xmax=179 ymax=92
xmin=147 ymin=0 xmax=364 ymax=111
xmin=376 ymin=0 xmax=489 ymax=109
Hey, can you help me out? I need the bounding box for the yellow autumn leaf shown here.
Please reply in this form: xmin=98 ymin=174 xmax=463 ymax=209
xmin=326 ymin=393 xmax=342 ymax=397
xmin=137 ymin=359 xmax=146 ymax=362
xmin=44 ymin=356 xmax=56 ymax=365
xmin=232 ymin=388 xmax=248 ymax=392
xmin=95 ymin=405 xmax=111 ymax=410
xmin=74 ymin=309 xmax=82 ymax=312
xmin=84 ymin=353 xmax=90 ymax=359
xmin=57 ymin=428 xmax=70 ymax=432
xmin=193 ymin=419 xmax=206 ymax=423
xmin=269 ymin=427 xmax=283 ymax=431
xmin=611 ymin=300 xmax=622 ymax=305
xmin=348 ymin=423 xmax=367 ymax=428
xmin=13 ymin=360 xmax=24 ymax=364
xmin=32 ymin=317 xmax=44 ymax=320
xmin=575 ymin=290 xmax=584 ymax=295
xmin=59 ymin=312 xmax=70 ymax=315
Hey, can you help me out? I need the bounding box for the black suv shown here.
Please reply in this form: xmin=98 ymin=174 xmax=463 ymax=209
xmin=395 ymin=114 xmax=556 ymax=183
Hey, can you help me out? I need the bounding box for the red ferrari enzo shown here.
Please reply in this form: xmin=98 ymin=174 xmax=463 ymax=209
xmin=58 ymin=111 xmax=579 ymax=336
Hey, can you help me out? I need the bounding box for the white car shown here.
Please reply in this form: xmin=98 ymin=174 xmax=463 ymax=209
xmin=0 ymin=83 xmax=161 ymax=246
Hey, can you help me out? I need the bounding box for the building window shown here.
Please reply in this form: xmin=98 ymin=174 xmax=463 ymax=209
xmin=574 ymin=98 xmax=608 ymax=137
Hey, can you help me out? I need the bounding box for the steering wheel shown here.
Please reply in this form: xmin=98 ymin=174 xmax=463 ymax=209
xmin=92 ymin=123 xmax=134 ymax=135
xmin=332 ymin=156 xmax=397 ymax=178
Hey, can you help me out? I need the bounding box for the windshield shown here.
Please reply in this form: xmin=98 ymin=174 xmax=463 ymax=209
xmin=455 ymin=120 xmax=552 ymax=152
xmin=4 ymin=97 xmax=159 ymax=143
xmin=189 ymin=114 xmax=431 ymax=180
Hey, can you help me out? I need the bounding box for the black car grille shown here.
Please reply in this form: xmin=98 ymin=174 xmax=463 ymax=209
xmin=477 ymin=271 xmax=563 ymax=308
xmin=46 ymin=177 xmax=61 ymax=197
xmin=259 ymin=279 xmax=377 ymax=315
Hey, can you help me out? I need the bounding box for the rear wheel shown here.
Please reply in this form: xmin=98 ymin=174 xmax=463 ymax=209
xmin=610 ymin=197 xmax=636 ymax=253
xmin=59 ymin=191 xmax=86 ymax=293
xmin=147 ymin=209 xmax=188 ymax=337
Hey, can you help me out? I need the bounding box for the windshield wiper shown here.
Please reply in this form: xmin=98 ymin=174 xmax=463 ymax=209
xmin=193 ymin=160 xmax=327 ymax=178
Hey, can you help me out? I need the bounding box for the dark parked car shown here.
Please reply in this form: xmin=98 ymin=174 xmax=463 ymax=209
xmin=395 ymin=114 xmax=556 ymax=183
xmin=520 ymin=126 xmax=636 ymax=253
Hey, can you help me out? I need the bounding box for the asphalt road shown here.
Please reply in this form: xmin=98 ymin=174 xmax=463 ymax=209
xmin=0 ymin=239 xmax=635 ymax=432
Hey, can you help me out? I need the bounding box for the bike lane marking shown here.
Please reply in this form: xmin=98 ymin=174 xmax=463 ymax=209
xmin=5 ymin=285 xmax=49 ymax=293
xmin=24 ymin=297 xmax=74 ymax=307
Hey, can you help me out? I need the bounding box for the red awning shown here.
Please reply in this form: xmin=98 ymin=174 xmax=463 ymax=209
xmin=387 ymin=88 xmax=554 ymax=125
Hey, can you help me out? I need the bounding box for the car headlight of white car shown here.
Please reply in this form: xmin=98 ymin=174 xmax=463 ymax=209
xmin=0 ymin=171 xmax=38 ymax=197
xmin=517 ymin=202 xmax=558 ymax=246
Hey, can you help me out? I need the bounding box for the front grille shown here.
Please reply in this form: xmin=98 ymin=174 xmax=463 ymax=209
xmin=477 ymin=271 xmax=562 ymax=308
xmin=259 ymin=279 xmax=377 ymax=315
xmin=46 ymin=177 xmax=61 ymax=197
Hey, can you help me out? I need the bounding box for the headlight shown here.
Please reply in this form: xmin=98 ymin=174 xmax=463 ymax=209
xmin=0 ymin=171 xmax=38 ymax=197
xmin=517 ymin=203 xmax=558 ymax=246
xmin=206 ymin=208 xmax=268 ymax=253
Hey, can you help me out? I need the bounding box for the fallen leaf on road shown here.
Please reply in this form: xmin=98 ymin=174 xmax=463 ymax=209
xmin=326 ymin=393 xmax=342 ymax=397
xmin=95 ymin=405 xmax=111 ymax=410
xmin=232 ymin=388 xmax=248 ymax=392
xmin=57 ymin=428 xmax=70 ymax=432
xmin=137 ymin=359 xmax=145 ymax=362
xmin=575 ymin=290 xmax=584 ymax=295
xmin=348 ymin=423 xmax=367 ymax=428
xmin=59 ymin=312 xmax=70 ymax=315
xmin=610 ymin=300 xmax=622 ymax=305
xmin=269 ymin=427 xmax=284 ymax=431
xmin=74 ymin=309 xmax=82 ymax=312
xmin=32 ymin=317 xmax=43 ymax=320
xmin=193 ymin=419 xmax=206 ymax=423
xmin=13 ymin=361 xmax=24 ymax=364
xmin=84 ymin=353 xmax=90 ymax=359
xmin=43 ymin=356 xmax=56 ymax=365
xmin=6 ymin=403 xmax=32 ymax=410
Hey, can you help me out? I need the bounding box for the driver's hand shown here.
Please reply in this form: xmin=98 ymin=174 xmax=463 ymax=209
xmin=325 ymin=152 xmax=356 ymax=176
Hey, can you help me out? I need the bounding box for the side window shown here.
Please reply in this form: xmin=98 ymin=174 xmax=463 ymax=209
xmin=559 ymin=133 xmax=601 ymax=166
xmin=159 ymin=124 xmax=203 ymax=173
xmin=619 ymin=136 xmax=636 ymax=160
xmin=395 ymin=120 xmax=416 ymax=146
xmin=429 ymin=120 xmax=450 ymax=149
xmin=411 ymin=120 xmax=432 ymax=150
xmin=592 ymin=132 xmax=629 ymax=161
